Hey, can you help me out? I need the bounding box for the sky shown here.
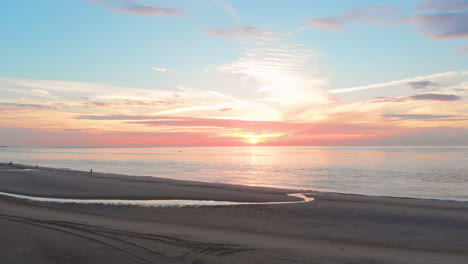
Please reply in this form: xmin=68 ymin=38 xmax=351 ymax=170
xmin=1 ymin=0 xmax=467 ymax=146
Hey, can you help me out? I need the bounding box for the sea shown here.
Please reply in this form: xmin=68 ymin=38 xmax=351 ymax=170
xmin=1 ymin=146 xmax=467 ymax=201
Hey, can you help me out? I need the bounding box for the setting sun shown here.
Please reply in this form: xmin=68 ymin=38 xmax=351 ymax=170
xmin=248 ymin=138 xmax=259 ymax=144
xmin=224 ymin=132 xmax=285 ymax=144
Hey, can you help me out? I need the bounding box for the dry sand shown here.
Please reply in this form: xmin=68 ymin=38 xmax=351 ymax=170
xmin=0 ymin=163 xmax=467 ymax=264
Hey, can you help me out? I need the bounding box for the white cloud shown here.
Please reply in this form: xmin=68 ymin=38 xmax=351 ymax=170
xmin=218 ymin=40 xmax=331 ymax=106
xmin=328 ymin=71 xmax=468 ymax=94
xmin=151 ymin=67 xmax=168 ymax=72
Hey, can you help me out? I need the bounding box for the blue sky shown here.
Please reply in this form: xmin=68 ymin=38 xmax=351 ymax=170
xmin=2 ymin=0 xmax=466 ymax=89
xmin=1 ymin=0 xmax=467 ymax=146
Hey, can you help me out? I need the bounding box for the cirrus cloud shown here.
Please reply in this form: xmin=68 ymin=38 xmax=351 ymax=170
xmin=300 ymin=1 xmax=468 ymax=53
xmin=408 ymin=81 xmax=439 ymax=89
xmin=151 ymin=67 xmax=167 ymax=72
xmin=383 ymin=114 xmax=457 ymax=120
xmin=86 ymin=0 xmax=186 ymax=17
xmin=408 ymin=93 xmax=462 ymax=101
xmin=417 ymin=0 xmax=468 ymax=11
xmin=305 ymin=6 xmax=399 ymax=32
xmin=205 ymin=25 xmax=272 ymax=40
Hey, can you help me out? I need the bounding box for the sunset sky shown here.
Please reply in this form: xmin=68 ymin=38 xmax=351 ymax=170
xmin=1 ymin=0 xmax=467 ymax=146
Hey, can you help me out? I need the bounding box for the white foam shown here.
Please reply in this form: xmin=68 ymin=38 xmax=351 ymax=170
xmin=0 ymin=191 xmax=313 ymax=207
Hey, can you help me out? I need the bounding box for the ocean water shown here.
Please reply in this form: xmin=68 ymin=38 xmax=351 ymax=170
xmin=1 ymin=146 xmax=467 ymax=201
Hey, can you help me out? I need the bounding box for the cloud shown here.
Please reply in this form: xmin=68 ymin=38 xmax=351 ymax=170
xmin=31 ymin=89 xmax=50 ymax=95
xmin=304 ymin=6 xmax=399 ymax=32
xmin=371 ymin=93 xmax=463 ymax=103
xmin=408 ymin=80 xmax=439 ymax=89
xmin=0 ymin=77 xmax=283 ymax=124
xmin=0 ymin=102 xmax=55 ymax=111
xmin=212 ymin=0 xmax=241 ymax=23
xmin=302 ymin=3 xmax=468 ymax=40
xmin=300 ymin=2 xmax=468 ymax=53
xmin=354 ymin=127 xmax=468 ymax=146
xmin=217 ymin=39 xmax=331 ymax=109
xmin=408 ymin=93 xmax=462 ymax=101
xmin=74 ymin=114 xmax=401 ymax=141
xmin=86 ymin=0 xmax=186 ymax=17
xmin=371 ymin=97 xmax=407 ymax=103
xmin=329 ymin=71 xmax=468 ymax=94
xmin=63 ymin=128 xmax=87 ymax=132
xmin=384 ymin=114 xmax=457 ymax=119
xmin=459 ymin=44 xmax=468 ymax=54
xmin=151 ymin=67 xmax=167 ymax=72
xmin=205 ymin=25 xmax=272 ymax=40
xmin=76 ymin=114 xmax=290 ymax=131
xmin=406 ymin=12 xmax=468 ymax=40
xmin=404 ymin=2 xmax=468 ymax=42
xmin=75 ymin=115 xmax=177 ymax=120
xmin=417 ymin=0 xmax=468 ymax=11
xmin=382 ymin=114 xmax=468 ymax=122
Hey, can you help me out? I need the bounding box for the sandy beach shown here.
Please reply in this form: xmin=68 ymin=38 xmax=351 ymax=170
xmin=0 ymin=163 xmax=467 ymax=264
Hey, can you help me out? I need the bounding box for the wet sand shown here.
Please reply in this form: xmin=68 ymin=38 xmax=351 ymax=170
xmin=0 ymin=163 xmax=467 ymax=263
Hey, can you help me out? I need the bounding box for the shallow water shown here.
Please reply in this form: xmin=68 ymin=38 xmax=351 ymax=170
xmin=1 ymin=146 xmax=467 ymax=201
xmin=0 ymin=191 xmax=313 ymax=207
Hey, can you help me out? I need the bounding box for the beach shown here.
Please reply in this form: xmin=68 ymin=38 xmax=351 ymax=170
xmin=0 ymin=163 xmax=467 ymax=264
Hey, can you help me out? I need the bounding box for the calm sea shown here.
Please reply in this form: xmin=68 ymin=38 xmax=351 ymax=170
xmin=1 ymin=146 xmax=467 ymax=201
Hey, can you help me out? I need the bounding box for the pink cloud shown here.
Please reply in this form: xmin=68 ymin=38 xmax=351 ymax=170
xmin=205 ymin=25 xmax=271 ymax=40
xmin=371 ymin=97 xmax=407 ymax=103
xmin=408 ymin=93 xmax=462 ymax=101
xmin=417 ymin=0 xmax=468 ymax=11
xmin=383 ymin=114 xmax=457 ymax=120
xmin=87 ymin=0 xmax=186 ymax=17
xmin=306 ymin=6 xmax=399 ymax=31
xmin=151 ymin=67 xmax=167 ymax=72
xmin=303 ymin=3 xmax=468 ymax=52
xmin=218 ymin=108 xmax=232 ymax=112
xmin=407 ymin=12 xmax=468 ymax=40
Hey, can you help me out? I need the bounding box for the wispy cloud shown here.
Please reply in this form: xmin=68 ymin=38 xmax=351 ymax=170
xmin=371 ymin=93 xmax=462 ymax=103
xmin=86 ymin=0 xmax=186 ymax=17
xmin=151 ymin=67 xmax=167 ymax=72
xmin=409 ymin=93 xmax=462 ymax=101
xmin=328 ymin=71 xmax=468 ymax=94
xmin=405 ymin=12 xmax=468 ymax=40
xmin=408 ymin=80 xmax=439 ymax=89
xmin=459 ymin=44 xmax=468 ymax=54
xmin=217 ymin=39 xmax=331 ymax=109
xmin=417 ymin=0 xmax=468 ymax=11
xmin=383 ymin=114 xmax=458 ymax=120
xmin=299 ymin=2 xmax=468 ymax=53
xmin=0 ymin=102 xmax=55 ymax=112
xmin=304 ymin=6 xmax=399 ymax=32
xmin=404 ymin=2 xmax=468 ymax=46
xmin=212 ymin=0 xmax=241 ymax=23
xmin=205 ymin=25 xmax=272 ymax=40
xmin=371 ymin=97 xmax=408 ymax=103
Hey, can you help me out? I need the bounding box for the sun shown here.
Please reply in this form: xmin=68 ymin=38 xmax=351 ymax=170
xmin=223 ymin=132 xmax=285 ymax=144
xmin=248 ymin=138 xmax=259 ymax=144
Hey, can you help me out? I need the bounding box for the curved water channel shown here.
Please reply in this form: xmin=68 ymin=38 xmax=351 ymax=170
xmin=0 ymin=191 xmax=314 ymax=207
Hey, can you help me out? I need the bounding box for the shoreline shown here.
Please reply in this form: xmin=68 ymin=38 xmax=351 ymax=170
xmin=1 ymin=163 xmax=467 ymax=263
xmin=1 ymin=162 xmax=467 ymax=203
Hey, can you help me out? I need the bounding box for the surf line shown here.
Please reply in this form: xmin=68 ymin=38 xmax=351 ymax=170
xmin=0 ymin=191 xmax=314 ymax=207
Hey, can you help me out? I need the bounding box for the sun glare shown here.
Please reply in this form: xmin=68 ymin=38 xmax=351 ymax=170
xmin=224 ymin=132 xmax=285 ymax=144
xmin=248 ymin=138 xmax=259 ymax=144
